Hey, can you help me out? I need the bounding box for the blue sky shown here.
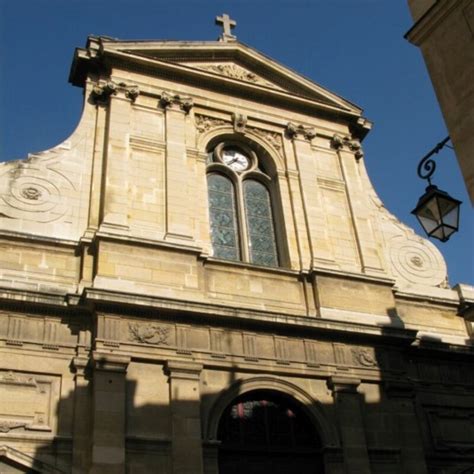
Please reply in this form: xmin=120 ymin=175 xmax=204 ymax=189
xmin=0 ymin=0 xmax=472 ymax=285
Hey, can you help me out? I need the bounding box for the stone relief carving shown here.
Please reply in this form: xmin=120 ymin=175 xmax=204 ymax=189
xmin=160 ymin=91 xmax=193 ymax=113
xmin=286 ymin=122 xmax=317 ymax=141
xmin=232 ymin=113 xmax=247 ymax=133
xmin=128 ymin=322 xmax=170 ymax=345
xmin=250 ymin=127 xmax=282 ymax=150
xmin=0 ymin=371 xmax=55 ymax=433
xmin=331 ymin=134 xmax=364 ymax=160
xmin=195 ymin=114 xmax=228 ymax=133
xmin=351 ymin=348 xmax=377 ymax=367
xmin=193 ymin=63 xmax=278 ymax=89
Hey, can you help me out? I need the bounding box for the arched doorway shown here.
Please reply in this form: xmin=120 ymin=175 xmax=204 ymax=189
xmin=217 ymin=389 xmax=325 ymax=474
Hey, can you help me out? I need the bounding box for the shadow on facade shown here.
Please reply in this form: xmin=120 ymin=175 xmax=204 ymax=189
xmin=7 ymin=310 xmax=473 ymax=474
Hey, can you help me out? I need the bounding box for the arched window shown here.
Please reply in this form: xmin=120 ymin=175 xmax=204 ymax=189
xmin=207 ymin=142 xmax=279 ymax=267
xmin=217 ymin=390 xmax=324 ymax=474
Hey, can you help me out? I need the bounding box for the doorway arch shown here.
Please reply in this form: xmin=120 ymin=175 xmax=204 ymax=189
xmin=216 ymin=389 xmax=325 ymax=474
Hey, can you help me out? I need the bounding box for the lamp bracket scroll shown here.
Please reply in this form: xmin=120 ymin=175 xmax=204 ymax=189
xmin=416 ymin=136 xmax=451 ymax=185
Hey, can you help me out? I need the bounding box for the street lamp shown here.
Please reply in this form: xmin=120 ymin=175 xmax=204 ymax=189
xmin=411 ymin=137 xmax=462 ymax=242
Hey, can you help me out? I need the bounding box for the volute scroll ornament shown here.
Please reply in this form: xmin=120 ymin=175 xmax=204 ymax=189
xmin=91 ymin=80 xmax=140 ymax=104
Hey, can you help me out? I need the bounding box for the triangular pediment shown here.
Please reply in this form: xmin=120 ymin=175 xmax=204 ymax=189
xmin=73 ymin=37 xmax=362 ymax=116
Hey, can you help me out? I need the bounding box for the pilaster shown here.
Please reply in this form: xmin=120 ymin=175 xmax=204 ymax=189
xmin=165 ymin=360 xmax=204 ymax=474
xmin=327 ymin=376 xmax=371 ymax=473
xmin=385 ymin=382 xmax=428 ymax=473
xmin=162 ymin=93 xmax=195 ymax=243
xmin=90 ymin=352 xmax=130 ymax=474
xmin=71 ymin=356 xmax=90 ymax=474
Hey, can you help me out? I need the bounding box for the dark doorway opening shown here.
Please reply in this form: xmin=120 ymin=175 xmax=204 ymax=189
xmin=217 ymin=389 xmax=325 ymax=474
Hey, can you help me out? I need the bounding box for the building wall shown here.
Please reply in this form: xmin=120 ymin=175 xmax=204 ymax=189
xmin=0 ymin=36 xmax=473 ymax=473
xmin=406 ymin=0 xmax=474 ymax=203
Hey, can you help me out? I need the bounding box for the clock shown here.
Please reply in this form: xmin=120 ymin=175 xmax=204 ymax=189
xmin=222 ymin=149 xmax=250 ymax=172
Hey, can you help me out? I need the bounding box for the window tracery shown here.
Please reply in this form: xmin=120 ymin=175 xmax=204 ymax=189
xmin=206 ymin=141 xmax=279 ymax=267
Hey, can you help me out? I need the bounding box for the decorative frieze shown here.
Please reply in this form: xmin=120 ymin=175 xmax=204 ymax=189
xmin=128 ymin=322 xmax=170 ymax=345
xmin=286 ymin=122 xmax=317 ymax=141
xmin=351 ymin=347 xmax=377 ymax=367
xmin=243 ymin=333 xmax=258 ymax=361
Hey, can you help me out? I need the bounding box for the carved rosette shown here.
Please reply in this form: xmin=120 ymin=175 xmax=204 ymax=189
xmin=331 ymin=134 xmax=364 ymax=160
xmin=389 ymin=235 xmax=447 ymax=287
xmin=286 ymin=122 xmax=317 ymax=141
xmin=160 ymin=91 xmax=193 ymax=113
xmin=0 ymin=156 xmax=73 ymax=223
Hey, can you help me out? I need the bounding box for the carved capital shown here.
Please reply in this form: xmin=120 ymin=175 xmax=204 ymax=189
xmin=165 ymin=361 xmax=203 ymax=381
xmin=286 ymin=122 xmax=316 ymax=141
xmin=160 ymin=91 xmax=193 ymax=113
xmin=232 ymin=113 xmax=247 ymax=133
xmin=327 ymin=376 xmax=361 ymax=394
xmin=331 ymin=134 xmax=364 ymax=160
xmin=91 ymin=81 xmax=140 ymax=104
xmin=384 ymin=381 xmax=416 ymax=398
xmin=92 ymin=352 xmax=130 ymax=373
xmin=91 ymin=81 xmax=117 ymax=104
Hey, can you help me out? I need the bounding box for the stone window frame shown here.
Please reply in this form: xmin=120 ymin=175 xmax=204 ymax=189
xmin=206 ymin=139 xmax=283 ymax=267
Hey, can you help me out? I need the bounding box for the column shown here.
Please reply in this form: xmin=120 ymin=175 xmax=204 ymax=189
xmin=328 ymin=376 xmax=371 ymax=473
xmin=90 ymin=352 xmax=130 ymax=474
xmin=72 ymin=356 xmax=90 ymax=474
xmin=165 ymin=361 xmax=204 ymax=474
xmin=385 ymin=382 xmax=428 ymax=473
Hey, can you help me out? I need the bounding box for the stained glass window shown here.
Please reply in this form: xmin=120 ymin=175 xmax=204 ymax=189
xmin=244 ymin=180 xmax=278 ymax=267
xmin=207 ymin=174 xmax=240 ymax=261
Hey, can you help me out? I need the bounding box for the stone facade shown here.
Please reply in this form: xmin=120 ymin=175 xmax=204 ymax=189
xmin=0 ymin=34 xmax=473 ymax=473
xmin=406 ymin=0 xmax=474 ymax=204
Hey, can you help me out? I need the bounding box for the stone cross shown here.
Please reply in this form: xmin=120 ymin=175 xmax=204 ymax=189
xmin=215 ymin=13 xmax=237 ymax=41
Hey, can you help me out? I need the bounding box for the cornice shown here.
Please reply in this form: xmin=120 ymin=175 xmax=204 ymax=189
xmin=405 ymin=0 xmax=461 ymax=45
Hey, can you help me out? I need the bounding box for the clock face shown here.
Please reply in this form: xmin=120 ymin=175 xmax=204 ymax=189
xmin=222 ymin=149 xmax=250 ymax=172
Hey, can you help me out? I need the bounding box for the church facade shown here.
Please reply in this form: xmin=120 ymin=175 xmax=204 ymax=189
xmin=0 ymin=21 xmax=473 ymax=474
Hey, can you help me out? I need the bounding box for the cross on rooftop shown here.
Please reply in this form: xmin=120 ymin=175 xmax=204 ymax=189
xmin=215 ymin=13 xmax=237 ymax=42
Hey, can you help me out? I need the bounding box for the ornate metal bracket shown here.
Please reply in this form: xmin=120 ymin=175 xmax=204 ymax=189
xmin=416 ymin=136 xmax=451 ymax=185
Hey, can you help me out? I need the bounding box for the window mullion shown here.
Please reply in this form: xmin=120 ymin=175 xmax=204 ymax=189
xmin=236 ymin=177 xmax=250 ymax=262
